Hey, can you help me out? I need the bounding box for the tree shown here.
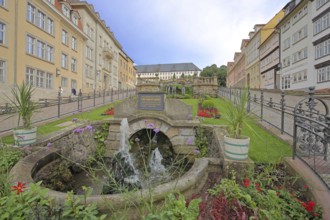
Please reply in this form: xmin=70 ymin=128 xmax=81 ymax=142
xmin=200 ymin=64 xmax=227 ymax=86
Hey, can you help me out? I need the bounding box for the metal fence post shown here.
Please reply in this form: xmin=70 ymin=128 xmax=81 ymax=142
xmin=247 ymin=88 xmax=251 ymax=112
xmin=118 ymin=89 xmax=120 ymax=100
xmin=126 ymin=88 xmax=129 ymax=98
xmin=78 ymin=89 xmax=82 ymax=112
xmin=57 ymin=88 xmax=61 ymax=118
xmin=260 ymin=90 xmax=264 ymax=121
xmin=280 ymin=91 xmax=285 ymax=134
xmin=103 ymin=89 xmax=105 ymax=104
xmin=111 ymin=88 xmax=113 ymax=102
xmin=229 ymin=87 xmax=232 ymax=101
xmin=93 ymin=89 xmax=96 ymax=107
xmin=325 ymin=115 xmax=330 ymax=160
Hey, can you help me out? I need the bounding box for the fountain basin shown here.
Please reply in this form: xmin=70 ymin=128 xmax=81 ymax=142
xmin=9 ymin=147 xmax=217 ymax=212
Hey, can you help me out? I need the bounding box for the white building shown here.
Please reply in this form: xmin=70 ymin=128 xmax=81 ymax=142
xmin=312 ymin=0 xmax=330 ymax=90
xmin=135 ymin=63 xmax=201 ymax=80
xmin=278 ymin=0 xmax=330 ymax=91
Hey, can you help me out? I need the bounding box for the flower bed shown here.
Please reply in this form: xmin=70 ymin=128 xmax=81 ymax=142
xmin=191 ymin=163 xmax=322 ymax=219
xmin=197 ymin=107 xmax=220 ymax=118
xmin=103 ymin=107 xmax=114 ymax=115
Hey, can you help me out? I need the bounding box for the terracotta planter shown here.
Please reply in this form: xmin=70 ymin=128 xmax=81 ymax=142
xmin=13 ymin=127 xmax=37 ymax=146
xmin=224 ymin=135 xmax=250 ymax=160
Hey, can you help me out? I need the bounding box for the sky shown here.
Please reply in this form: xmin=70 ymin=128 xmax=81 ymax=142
xmin=87 ymin=0 xmax=289 ymax=70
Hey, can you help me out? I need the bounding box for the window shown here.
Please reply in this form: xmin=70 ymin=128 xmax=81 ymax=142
xmin=27 ymin=3 xmax=36 ymax=23
xmin=281 ymin=74 xmax=291 ymax=89
xmin=27 ymin=3 xmax=54 ymax=35
xmin=37 ymin=11 xmax=46 ymax=29
xmin=0 ymin=22 xmax=5 ymax=45
xmin=26 ymin=35 xmax=35 ymax=55
xmin=61 ymin=77 xmax=68 ymax=88
xmin=62 ymin=5 xmax=70 ymax=18
xmin=26 ymin=35 xmax=53 ymax=62
xmin=71 ymin=36 xmax=77 ymax=50
xmin=0 ymin=0 xmax=5 ymax=7
xmin=26 ymin=67 xmax=35 ymax=86
xmin=46 ymin=45 xmax=54 ymax=62
xmin=37 ymin=40 xmax=45 ymax=59
xmin=85 ymin=45 xmax=93 ymax=60
xmin=315 ymin=39 xmax=330 ymax=59
xmin=72 ymin=15 xmax=78 ymax=26
xmin=62 ymin=30 xmax=68 ymax=45
xmin=292 ymin=70 xmax=307 ymax=83
xmin=61 ymin=53 xmax=68 ymax=69
xmin=292 ymin=25 xmax=307 ymax=44
xmin=0 ymin=60 xmax=5 ymax=82
xmin=85 ymin=64 xmax=93 ymax=78
xmin=317 ymin=66 xmax=330 ymax=83
xmin=292 ymin=47 xmax=308 ymax=63
xmin=283 ymin=37 xmax=291 ymax=50
xmin=46 ymin=18 xmax=54 ymax=35
xmin=26 ymin=67 xmax=53 ymax=88
xmin=71 ymin=79 xmax=77 ymax=89
xmin=313 ymin=12 xmax=330 ymax=35
xmin=316 ymin=0 xmax=330 ymax=9
xmin=71 ymin=58 xmax=77 ymax=72
xmin=46 ymin=73 xmax=53 ymax=89
xmin=36 ymin=70 xmax=45 ymax=88
xmin=86 ymin=24 xmax=94 ymax=40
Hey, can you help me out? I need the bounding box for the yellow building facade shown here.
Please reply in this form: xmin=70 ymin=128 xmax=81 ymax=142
xmin=0 ymin=0 xmax=86 ymax=101
xmin=119 ymin=51 xmax=136 ymax=90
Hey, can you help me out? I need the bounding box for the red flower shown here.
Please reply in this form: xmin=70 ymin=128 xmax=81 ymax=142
xmin=301 ymin=201 xmax=315 ymax=212
xmin=255 ymin=183 xmax=262 ymax=192
xmin=11 ymin=182 xmax=26 ymax=195
xmin=243 ymin=179 xmax=250 ymax=187
xmin=303 ymin=185 xmax=309 ymax=189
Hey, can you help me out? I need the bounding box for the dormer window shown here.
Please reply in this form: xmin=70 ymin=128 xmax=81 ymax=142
xmin=72 ymin=15 xmax=78 ymax=26
xmin=47 ymin=0 xmax=54 ymax=5
xmin=62 ymin=4 xmax=70 ymax=18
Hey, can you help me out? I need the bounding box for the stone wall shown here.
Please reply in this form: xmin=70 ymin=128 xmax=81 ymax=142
xmin=192 ymin=84 xmax=218 ymax=98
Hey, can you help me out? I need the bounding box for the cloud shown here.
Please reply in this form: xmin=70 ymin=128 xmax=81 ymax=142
xmin=87 ymin=0 xmax=289 ymax=68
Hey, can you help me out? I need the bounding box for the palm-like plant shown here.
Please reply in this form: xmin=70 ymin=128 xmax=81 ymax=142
xmin=223 ymin=89 xmax=251 ymax=139
xmin=7 ymin=82 xmax=38 ymax=129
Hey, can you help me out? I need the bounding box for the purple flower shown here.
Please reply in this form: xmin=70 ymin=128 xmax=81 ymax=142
xmin=73 ymin=127 xmax=84 ymax=134
xmin=85 ymin=125 xmax=93 ymax=131
xmin=193 ymin=149 xmax=200 ymax=155
xmin=153 ymin=128 xmax=160 ymax=133
xmin=46 ymin=142 xmax=53 ymax=148
xmin=135 ymin=137 xmax=140 ymax=142
xmin=187 ymin=137 xmax=193 ymax=145
xmin=104 ymin=140 xmax=108 ymax=144
xmin=195 ymin=116 xmax=199 ymax=119
xmin=72 ymin=118 xmax=78 ymax=122
xmin=147 ymin=123 xmax=155 ymax=129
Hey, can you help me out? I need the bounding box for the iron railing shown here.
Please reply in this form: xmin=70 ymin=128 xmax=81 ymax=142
xmin=219 ymin=87 xmax=330 ymax=190
xmin=0 ymin=88 xmax=136 ymax=134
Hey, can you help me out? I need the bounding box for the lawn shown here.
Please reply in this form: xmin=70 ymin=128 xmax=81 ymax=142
xmin=0 ymin=102 xmax=119 ymax=145
xmin=181 ymin=98 xmax=292 ymax=163
xmin=1 ymin=97 xmax=292 ymax=163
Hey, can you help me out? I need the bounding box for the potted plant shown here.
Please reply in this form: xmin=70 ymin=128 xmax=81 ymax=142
xmin=7 ymin=82 xmax=38 ymax=146
xmin=222 ymin=89 xmax=252 ymax=160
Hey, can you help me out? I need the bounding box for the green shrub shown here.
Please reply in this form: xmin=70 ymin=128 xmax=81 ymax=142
xmin=202 ymin=100 xmax=215 ymax=109
xmin=144 ymin=193 xmax=201 ymax=219
xmin=0 ymin=146 xmax=23 ymax=173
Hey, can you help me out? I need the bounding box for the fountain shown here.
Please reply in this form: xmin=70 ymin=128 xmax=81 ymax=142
xmin=9 ymin=96 xmax=222 ymax=215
